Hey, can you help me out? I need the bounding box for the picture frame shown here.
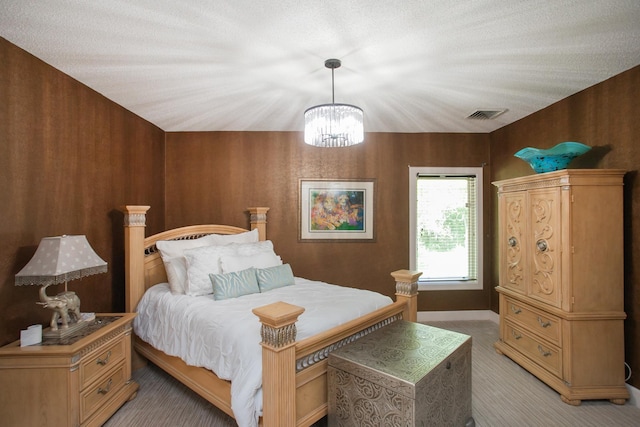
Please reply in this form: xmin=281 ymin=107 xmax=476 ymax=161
xmin=299 ymin=179 xmax=375 ymax=242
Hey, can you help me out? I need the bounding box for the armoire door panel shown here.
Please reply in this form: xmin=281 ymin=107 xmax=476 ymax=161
xmin=528 ymin=187 xmax=562 ymax=308
xmin=500 ymin=191 xmax=527 ymax=294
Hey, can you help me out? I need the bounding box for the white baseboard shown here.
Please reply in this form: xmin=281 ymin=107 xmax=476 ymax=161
xmin=417 ymin=310 xmax=639 ymax=408
xmin=417 ymin=309 xmax=499 ymax=324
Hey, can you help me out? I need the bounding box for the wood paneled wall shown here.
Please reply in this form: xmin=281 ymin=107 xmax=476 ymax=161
xmin=0 ymin=38 xmax=165 ymax=345
xmin=165 ymin=131 xmax=491 ymax=310
xmin=490 ymin=65 xmax=640 ymax=389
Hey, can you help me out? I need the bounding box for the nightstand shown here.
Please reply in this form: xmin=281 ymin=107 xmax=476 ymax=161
xmin=0 ymin=313 xmax=139 ymax=427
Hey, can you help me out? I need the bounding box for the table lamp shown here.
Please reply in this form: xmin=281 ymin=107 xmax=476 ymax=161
xmin=15 ymin=235 xmax=107 ymax=338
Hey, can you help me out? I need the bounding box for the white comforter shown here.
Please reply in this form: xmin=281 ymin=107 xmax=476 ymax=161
xmin=134 ymin=278 xmax=393 ymax=427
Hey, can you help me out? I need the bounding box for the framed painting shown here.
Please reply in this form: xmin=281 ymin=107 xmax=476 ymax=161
xmin=299 ymin=179 xmax=375 ymax=241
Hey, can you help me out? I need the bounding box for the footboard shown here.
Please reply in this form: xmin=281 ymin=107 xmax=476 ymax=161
xmin=252 ymin=270 xmax=421 ymax=427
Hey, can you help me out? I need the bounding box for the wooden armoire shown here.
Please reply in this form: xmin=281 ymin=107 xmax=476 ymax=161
xmin=493 ymin=169 xmax=628 ymax=405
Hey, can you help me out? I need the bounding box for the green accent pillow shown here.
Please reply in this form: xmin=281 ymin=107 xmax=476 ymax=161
xmin=256 ymin=264 xmax=295 ymax=292
xmin=209 ymin=267 xmax=260 ymax=300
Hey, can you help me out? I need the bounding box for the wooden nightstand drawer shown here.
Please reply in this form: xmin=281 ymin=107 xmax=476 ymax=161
xmin=80 ymin=335 xmax=125 ymax=388
xmin=504 ymin=321 xmax=562 ymax=378
xmin=504 ymin=296 xmax=561 ymax=346
xmin=81 ymin=360 xmax=126 ymax=422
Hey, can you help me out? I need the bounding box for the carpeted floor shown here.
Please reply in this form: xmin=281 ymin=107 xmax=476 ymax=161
xmin=104 ymin=321 xmax=640 ymax=426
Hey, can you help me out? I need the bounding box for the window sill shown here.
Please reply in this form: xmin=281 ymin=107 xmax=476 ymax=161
xmin=418 ymin=281 xmax=483 ymax=291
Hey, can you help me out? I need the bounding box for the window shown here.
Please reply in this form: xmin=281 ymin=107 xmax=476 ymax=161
xmin=409 ymin=167 xmax=483 ymax=291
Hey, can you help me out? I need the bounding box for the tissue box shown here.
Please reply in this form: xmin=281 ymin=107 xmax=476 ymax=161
xmin=20 ymin=325 xmax=42 ymax=347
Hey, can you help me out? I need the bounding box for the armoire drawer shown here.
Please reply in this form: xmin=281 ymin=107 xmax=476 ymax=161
xmin=504 ymin=297 xmax=561 ymax=346
xmin=504 ymin=321 xmax=562 ymax=378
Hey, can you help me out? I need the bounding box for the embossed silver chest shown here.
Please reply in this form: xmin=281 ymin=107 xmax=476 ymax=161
xmin=328 ymin=320 xmax=473 ymax=426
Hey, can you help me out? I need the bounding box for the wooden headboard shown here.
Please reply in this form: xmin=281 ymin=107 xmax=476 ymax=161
xmin=120 ymin=206 xmax=269 ymax=312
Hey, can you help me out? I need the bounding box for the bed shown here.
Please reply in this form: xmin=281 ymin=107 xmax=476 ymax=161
xmin=121 ymin=205 xmax=421 ymax=427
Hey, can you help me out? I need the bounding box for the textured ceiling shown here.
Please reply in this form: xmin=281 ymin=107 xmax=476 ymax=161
xmin=2 ymin=1 xmax=640 ymax=133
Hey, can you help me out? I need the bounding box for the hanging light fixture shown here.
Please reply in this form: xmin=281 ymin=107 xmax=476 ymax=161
xmin=304 ymin=58 xmax=364 ymax=147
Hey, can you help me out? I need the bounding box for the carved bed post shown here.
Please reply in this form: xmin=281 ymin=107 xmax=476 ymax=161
xmin=252 ymin=301 xmax=305 ymax=427
xmin=391 ymin=269 xmax=422 ymax=322
xmin=248 ymin=207 xmax=269 ymax=241
xmin=120 ymin=205 xmax=150 ymax=313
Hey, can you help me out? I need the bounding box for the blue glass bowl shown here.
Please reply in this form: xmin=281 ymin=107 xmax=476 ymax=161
xmin=514 ymin=142 xmax=591 ymax=173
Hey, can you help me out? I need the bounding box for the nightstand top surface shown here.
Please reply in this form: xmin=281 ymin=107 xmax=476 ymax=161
xmin=0 ymin=313 xmax=135 ymax=355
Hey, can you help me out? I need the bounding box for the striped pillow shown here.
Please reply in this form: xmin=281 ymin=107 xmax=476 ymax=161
xmin=209 ymin=268 xmax=259 ymax=300
xmin=256 ymin=264 xmax=295 ymax=292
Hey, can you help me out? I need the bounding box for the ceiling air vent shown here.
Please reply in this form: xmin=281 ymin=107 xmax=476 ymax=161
xmin=467 ymin=109 xmax=508 ymax=120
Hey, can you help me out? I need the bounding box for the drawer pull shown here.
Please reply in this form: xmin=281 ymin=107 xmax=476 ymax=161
xmin=96 ymin=350 xmax=111 ymax=366
xmin=511 ymin=330 xmax=522 ymax=340
xmin=98 ymin=378 xmax=113 ymax=395
xmin=510 ymin=305 xmax=522 ymax=315
xmin=538 ymin=345 xmax=552 ymax=357
xmin=537 ymin=317 xmax=551 ymax=328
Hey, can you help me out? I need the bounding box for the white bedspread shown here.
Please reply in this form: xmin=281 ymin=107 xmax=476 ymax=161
xmin=134 ymin=278 xmax=393 ymax=427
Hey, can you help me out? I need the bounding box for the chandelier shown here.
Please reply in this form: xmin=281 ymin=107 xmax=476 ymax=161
xmin=304 ymin=59 xmax=364 ymax=147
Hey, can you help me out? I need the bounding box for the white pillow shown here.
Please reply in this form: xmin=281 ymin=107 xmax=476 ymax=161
xmin=230 ymin=240 xmax=276 ymax=256
xmin=208 ymin=228 xmax=259 ymax=245
xmin=156 ymin=234 xmax=219 ymax=294
xmin=184 ymin=240 xmax=276 ymax=296
xmin=156 ymin=234 xmax=215 ymax=259
xmin=155 ymin=229 xmax=259 ymax=294
xmin=220 ymin=251 xmax=282 ymax=274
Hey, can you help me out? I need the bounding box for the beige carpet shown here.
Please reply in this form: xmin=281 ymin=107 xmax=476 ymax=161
xmin=105 ymin=321 xmax=640 ymax=426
